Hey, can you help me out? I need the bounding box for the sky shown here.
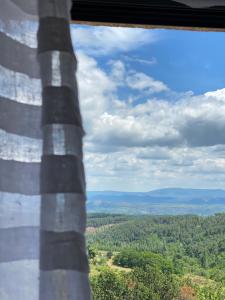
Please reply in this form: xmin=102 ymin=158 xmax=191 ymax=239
xmin=71 ymin=25 xmax=225 ymax=192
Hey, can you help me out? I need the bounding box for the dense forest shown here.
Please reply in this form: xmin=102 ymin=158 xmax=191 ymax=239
xmin=87 ymin=213 xmax=225 ymax=299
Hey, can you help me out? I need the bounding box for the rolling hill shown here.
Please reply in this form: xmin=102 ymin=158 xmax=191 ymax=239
xmin=87 ymin=188 xmax=225 ymax=215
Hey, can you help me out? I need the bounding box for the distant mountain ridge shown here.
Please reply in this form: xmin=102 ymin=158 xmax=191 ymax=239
xmin=87 ymin=188 xmax=225 ymax=215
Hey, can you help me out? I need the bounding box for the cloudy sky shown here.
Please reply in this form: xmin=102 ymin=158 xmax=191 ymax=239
xmin=71 ymin=25 xmax=225 ymax=192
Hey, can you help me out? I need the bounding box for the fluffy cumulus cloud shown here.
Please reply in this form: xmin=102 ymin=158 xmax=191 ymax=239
xmin=85 ymin=88 xmax=225 ymax=150
xmin=178 ymin=90 xmax=225 ymax=147
xmin=85 ymin=85 xmax=225 ymax=147
xmin=72 ymin=25 xmax=225 ymax=191
xmin=76 ymin=51 xmax=115 ymax=132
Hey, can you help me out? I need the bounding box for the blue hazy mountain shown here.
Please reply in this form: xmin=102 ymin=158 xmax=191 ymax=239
xmin=87 ymin=188 xmax=225 ymax=215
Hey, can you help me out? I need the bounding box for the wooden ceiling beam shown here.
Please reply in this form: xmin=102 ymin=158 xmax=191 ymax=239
xmin=71 ymin=0 xmax=225 ymax=30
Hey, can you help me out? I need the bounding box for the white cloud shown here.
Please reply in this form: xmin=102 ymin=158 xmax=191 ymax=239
xmin=205 ymin=88 xmax=225 ymax=101
xmin=108 ymin=60 xmax=126 ymax=86
xmin=76 ymin=51 xmax=115 ymax=133
xmin=126 ymin=72 xmax=169 ymax=94
xmin=123 ymin=55 xmax=157 ymax=66
xmin=74 ymin=45 xmax=225 ymax=190
xmin=71 ymin=25 xmax=157 ymax=55
xmin=106 ymin=60 xmax=168 ymax=95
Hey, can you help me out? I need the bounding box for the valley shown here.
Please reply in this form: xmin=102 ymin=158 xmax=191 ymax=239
xmin=87 ymin=213 xmax=225 ymax=299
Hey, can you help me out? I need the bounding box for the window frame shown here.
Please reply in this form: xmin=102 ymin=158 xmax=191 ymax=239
xmin=71 ymin=0 xmax=225 ymax=30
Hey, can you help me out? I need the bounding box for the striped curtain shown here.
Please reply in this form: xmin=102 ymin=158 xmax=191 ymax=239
xmin=0 ymin=1 xmax=91 ymax=299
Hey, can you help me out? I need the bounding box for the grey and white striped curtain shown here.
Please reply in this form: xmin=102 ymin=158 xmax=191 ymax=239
xmin=0 ymin=1 xmax=91 ymax=299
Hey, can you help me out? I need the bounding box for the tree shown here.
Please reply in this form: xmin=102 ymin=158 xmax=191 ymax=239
xmin=88 ymin=245 xmax=96 ymax=260
xmin=129 ymin=265 xmax=179 ymax=300
xmin=107 ymin=251 xmax=113 ymax=259
xmin=91 ymin=268 xmax=126 ymax=300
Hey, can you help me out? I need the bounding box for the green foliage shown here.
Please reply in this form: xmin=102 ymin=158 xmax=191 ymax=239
xmin=130 ymin=265 xmax=179 ymax=300
xmin=88 ymin=245 xmax=96 ymax=260
xmin=196 ymin=284 xmax=225 ymax=300
xmin=87 ymin=213 xmax=225 ymax=282
xmin=88 ymin=213 xmax=225 ymax=299
xmin=87 ymin=213 xmax=132 ymax=228
xmin=90 ymin=266 xmax=179 ymax=300
xmin=113 ymin=249 xmax=173 ymax=274
xmin=91 ymin=268 xmax=127 ymax=300
xmin=107 ymin=251 xmax=113 ymax=259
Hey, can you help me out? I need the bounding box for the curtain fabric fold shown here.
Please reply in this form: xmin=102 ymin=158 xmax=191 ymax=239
xmin=0 ymin=0 xmax=91 ymax=299
xmin=174 ymin=0 xmax=225 ymax=8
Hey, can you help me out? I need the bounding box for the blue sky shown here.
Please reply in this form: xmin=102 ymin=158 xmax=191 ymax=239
xmin=71 ymin=25 xmax=225 ymax=192
xmin=105 ymin=30 xmax=225 ymax=95
xmin=136 ymin=30 xmax=225 ymax=94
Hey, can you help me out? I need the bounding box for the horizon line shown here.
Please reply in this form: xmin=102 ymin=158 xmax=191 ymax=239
xmin=87 ymin=187 xmax=225 ymax=193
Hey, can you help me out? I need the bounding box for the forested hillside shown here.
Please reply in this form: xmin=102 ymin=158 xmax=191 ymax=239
xmin=87 ymin=213 xmax=225 ymax=299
